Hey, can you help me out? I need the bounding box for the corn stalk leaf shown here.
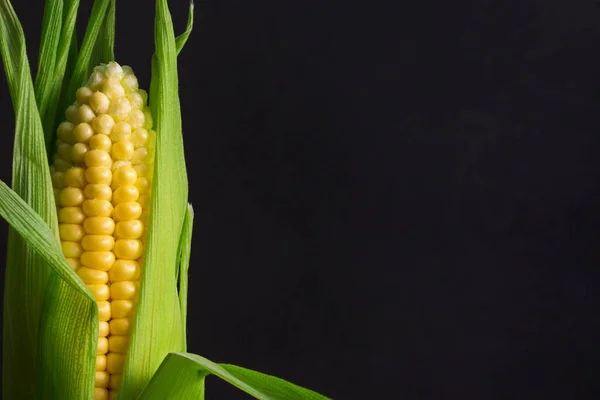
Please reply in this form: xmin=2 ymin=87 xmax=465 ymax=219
xmin=177 ymin=204 xmax=194 ymax=349
xmin=34 ymin=0 xmax=80 ymax=152
xmin=120 ymin=0 xmax=190 ymax=397
xmin=175 ymin=1 xmax=194 ymax=56
xmin=137 ymin=352 xmax=331 ymax=400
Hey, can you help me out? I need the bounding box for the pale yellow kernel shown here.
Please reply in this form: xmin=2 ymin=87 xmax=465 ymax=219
xmin=105 ymin=61 xmax=124 ymax=79
xmin=59 ymin=187 xmax=84 ymax=207
xmin=77 ymin=104 xmax=96 ymax=123
xmin=83 ymin=199 xmax=113 ymax=217
xmin=65 ymin=258 xmax=80 ymax=271
xmin=94 ymin=388 xmax=108 ymax=400
xmin=85 ymin=149 xmax=112 ymax=167
xmin=107 ymin=353 xmax=125 ymax=373
xmin=58 ymin=207 xmax=85 ymax=224
xmin=114 ymin=239 xmax=143 ymax=260
xmin=96 ymin=371 xmax=110 ymax=388
xmin=97 ymin=337 xmax=108 ymax=355
xmin=127 ymin=92 xmax=144 ymax=110
xmin=59 ymin=223 xmax=84 ymax=242
xmin=111 ymin=121 xmax=132 ymax=141
xmin=133 ymin=163 xmax=148 ymax=177
xmin=51 ymin=171 xmax=64 ymax=188
xmin=102 ymin=77 xmax=125 ymax=99
xmin=129 ymin=109 xmax=145 ymax=129
xmin=96 ymin=355 xmax=107 ymax=371
xmin=109 ymin=260 xmax=140 ymax=282
xmin=111 ymin=160 xmax=131 ymax=172
xmin=122 ymin=65 xmax=133 ymax=75
xmin=73 ymin=122 xmax=94 ymax=143
xmin=71 ymin=143 xmax=89 ymax=164
xmin=109 ymin=374 xmax=122 ymax=390
xmin=57 ymin=121 xmax=75 ymax=143
xmin=121 ymin=73 xmax=138 ymax=92
xmin=53 ymin=158 xmax=72 ymax=172
xmin=131 ymin=148 xmax=148 ymax=165
xmin=85 ymin=184 xmax=112 ymax=201
xmin=110 ymin=281 xmax=139 ymax=300
xmin=113 ymin=185 xmax=139 ymax=203
xmin=76 ymin=86 xmax=93 ymax=104
xmin=108 ymin=335 xmax=130 ymax=353
xmin=113 ymin=165 xmax=137 ymax=186
xmin=61 ymin=241 xmax=83 ymax=258
xmin=80 ymin=251 xmax=115 ymax=271
xmin=110 ymin=97 xmax=132 ymax=121
xmin=111 ymin=299 xmax=134 ymax=318
xmin=138 ymin=194 xmax=150 ymax=210
xmin=116 ymin=220 xmax=143 ymax=239
xmin=77 ymin=267 xmax=109 ymax=284
xmin=65 ymin=105 xmax=79 ymax=123
xmin=131 ymin=128 xmax=149 ymax=147
xmin=139 ymin=89 xmax=148 ymax=104
xmin=63 ymin=167 xmax=86 ymax=188
xmin=88 ymin=70 xmax=105 ymax=91
xmin=99 ymin=320 xmax=110 ymax=336
xmin=98 ymin=302 xmax=111 ymax=322
xmin=134 ymin=177 xmax=149 ymax=194
xmin=83 ymin=217 xmax=116 ymax=235
xmin=87 ymin=284 xmax=110 ymax=301
xmin=109 ymin=318 xmax=131 ymax=335
xmin=57 ymin=142 xmax=73 ymax=161
xmin=143 ymin=108 xmax=153 ymax=129
xmin=92 ymin=114 xmax=115 ymax=136
xmin=85 ymin=167 xmax=112 ymax=185
xmin=90 ymin=91 xmax=110 ymax=114
xmin=82 ymin=235 xmax=114 ymax=251
xmin=90 ymin=134 xmax=112 ymax=152
xmin=112 ymin=140 xmax=134 ymax=161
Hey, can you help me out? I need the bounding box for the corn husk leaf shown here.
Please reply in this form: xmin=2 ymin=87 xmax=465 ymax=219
xmin=178 ymin=204 xmax=194 ymax=349
xmin=137 ymin=352 xmax=331 ymax=400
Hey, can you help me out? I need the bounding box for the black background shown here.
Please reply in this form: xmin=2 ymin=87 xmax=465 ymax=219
xmin=1 ymin=0 xmax=600 ymax=399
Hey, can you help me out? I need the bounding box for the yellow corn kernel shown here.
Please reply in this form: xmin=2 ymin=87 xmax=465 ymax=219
xmin=59 ymin=187 xmax=84 ymax=207
xmin=129 ymin=109 xmax=145 ymax=129
xmin=96 ymin=355 xmax=107 ymax=371
xmin=77 ymin=104 xmax=96 ymax=123
xmin=65 ymin=105 xmax=78 ymax=123
xmin=103 ymin=77 xmax=125 ymax=99
xmin=51 ymin=170 xmax=64 ymax=188
xmin=85 ymin=149 xmax=112 ymax=168
xmin=110 ymin=281 xmax=139 ymax=300
xmin=97 ymin=337 xmax=108 ymax=355
xmin=112 ymin=185 xmax=139 ymax=203
xmin=108 ymin=335 xmax=130 ymax=353
xmin=110 ymin=97 xmax=132 ymax=121
xmin=90 ymin=134 xmax=112 ymax=152
xmin=109 ymin=260 xmax=140 ymax=282
xmin=63 ymin=167 xmax=86 ymax=187
xmin=65 ymin=258 xmax=80 ymax=271
xmin=111 ymin=300 xmax=134 ymax=318
xmin=128 ymin=91 xmax=143 ymax=110
xmin=98 ymin=302 xmax=111 ymax=323
xmin=96 ymin=371 xmax=110 ymax=388
xmin=85 ymin=184 xmax=112 ymax=201
xmin=133 ymin=163 xmax=148 ymax=177
xmin=107 ymin=353 xmax=126 ymax=374
xmin=76 ymin=86 xmax=93 ymax=104
xmin=73 ymin=122 xmax=94 ymax=143
xmin=88 ymin=284 xmax=110 ymax=301
xmin=83 ymin=199 xmax=113 ymax=217
xmin=57 ymin=121 xmax=75 ymax=143
xmin=90 ymin=91 xmax=110 ymax=114
xmin=99 ymin=321 xmax=110 ymax=337
xmin=111 ymin=121 xmax=132 ymax=141
xmin=122 ymin=73 xmax=138 ymax=92
xmin=112 ymin=165 xmax=137 ymax=187
xmin=109 ymin=318 xmax=131 ymax=335
xmin=82 ymin=235 xmax=115 ymax=251
xmin=109 ymin=374 xmax=122 ymax=390
xmin=134 ymin=177 xmax=149 ymax=194
xmin=61 ymin=241 xmax=83 ymax=258
xmin=131 ymin=148 xmax=148 ymax=165
xmin=80 ymin=251 xmax=115 ymax=271
xmin=58 ymin=207 xmax=85 ymax=224
xmin=94 ymin=387 xmax=108 ymax=400
xmin=114 ymin=239 xmax=143 ymax=260
xmin=92 ymin=114 xmax=115 ymax=135
xmin=83 ymin=217 xmax=116 ymax=235
xmin=113 ymin=202 xmax=142 ymax=221
xmin=53 ymin=158 xmax=72 ymax=172
xmin=56 ymin=142 xmax=73 ymax=161
xmin=77 ymin=267 xmax=109 ymax=284
xmin=59 ymin=224 xmax=84 ymax=242
xmin=72 ymin=143 xmax=89 ymax=164
xmin=116 ymin=220 xmax=143 ymax=239
xmin=85 ymin=167 xmax=112 ymax=185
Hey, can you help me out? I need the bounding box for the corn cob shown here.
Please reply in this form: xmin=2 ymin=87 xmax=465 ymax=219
xmin=50 ymin=61 xmax=155 ymax=400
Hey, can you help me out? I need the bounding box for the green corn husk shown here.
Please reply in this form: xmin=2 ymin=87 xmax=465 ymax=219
xmin=0 ymin=0 xmax=331 ymax=399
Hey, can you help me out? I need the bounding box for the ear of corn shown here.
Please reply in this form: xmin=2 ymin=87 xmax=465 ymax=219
xmin=0 ymin=0 xmax=331 ymax=399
